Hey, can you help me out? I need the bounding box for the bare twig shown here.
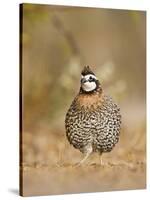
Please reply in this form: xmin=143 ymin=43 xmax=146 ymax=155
xmin=51 ymin=13 xmax=83 ymax=63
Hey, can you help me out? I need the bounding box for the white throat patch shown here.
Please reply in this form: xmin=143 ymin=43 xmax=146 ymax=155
xmin=82 ymin=81 xmax=96 ymax=92
xmin=81 ymin=74 xmax=97 ymax=92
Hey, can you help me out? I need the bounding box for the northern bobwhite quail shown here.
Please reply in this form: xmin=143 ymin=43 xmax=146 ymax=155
xmin=65 ymin=66 xmax=121 ymax=165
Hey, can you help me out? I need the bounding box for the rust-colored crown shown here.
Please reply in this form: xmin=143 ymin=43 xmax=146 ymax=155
xmin=81 ymin=66 xmax=95 ymax=76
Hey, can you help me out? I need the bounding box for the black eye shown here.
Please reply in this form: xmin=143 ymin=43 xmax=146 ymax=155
xmin=89 ymin=76 xmax=94 ymax=82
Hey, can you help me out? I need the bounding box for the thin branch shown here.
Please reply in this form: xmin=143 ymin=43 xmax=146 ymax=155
xmin=51 ymin=13 xmax=83 ymax=62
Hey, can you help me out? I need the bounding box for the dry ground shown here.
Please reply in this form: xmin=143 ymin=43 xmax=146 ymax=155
xmin=21 ymin=126 xmax=146 ymax=196
xmin=22 ymin=161 xmax=146 ymax=196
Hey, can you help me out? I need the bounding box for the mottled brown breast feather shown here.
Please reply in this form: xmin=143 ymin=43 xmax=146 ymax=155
xmin=76 ymin=92 xmax=104 ymax=110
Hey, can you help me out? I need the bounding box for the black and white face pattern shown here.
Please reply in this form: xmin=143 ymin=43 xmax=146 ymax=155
xmin=81 ymin=74 xmax=98 ymax=92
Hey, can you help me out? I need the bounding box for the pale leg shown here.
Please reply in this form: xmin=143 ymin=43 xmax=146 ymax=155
xmin=76 ymin=144 xmax=93 ymax=166
xmin=99 ymin=152 xmax=103 ymax=165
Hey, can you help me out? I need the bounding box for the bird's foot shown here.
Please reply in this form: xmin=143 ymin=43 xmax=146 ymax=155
xmin=74 ymin=160 xmax=86 ymax=167
xmin=74 ymin=162 xmax=82 ymax=167
xmin=100 ymin=160 xmax=109 ymax=167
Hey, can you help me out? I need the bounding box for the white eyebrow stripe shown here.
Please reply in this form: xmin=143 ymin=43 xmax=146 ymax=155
xmin=84 ymin=74 xmax=97 ymax=80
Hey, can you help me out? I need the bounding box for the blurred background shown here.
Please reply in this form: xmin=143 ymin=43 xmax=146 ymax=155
xmin=21 ymin=4 xmax=146 ymax=196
